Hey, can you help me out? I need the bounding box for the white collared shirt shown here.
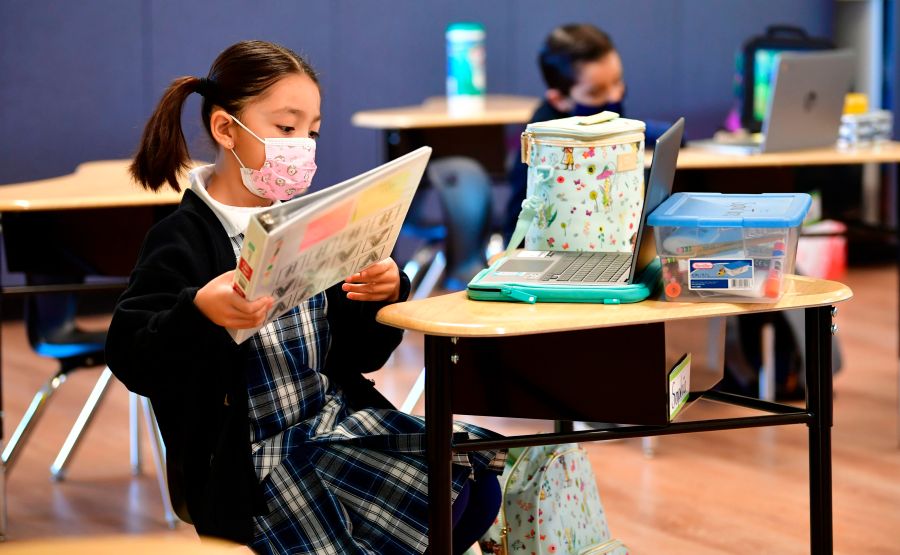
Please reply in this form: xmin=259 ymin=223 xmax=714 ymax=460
xmin=188 ymin=165 xmax=280 ymax=238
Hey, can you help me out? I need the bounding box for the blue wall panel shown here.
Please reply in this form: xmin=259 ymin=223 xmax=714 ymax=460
xmin=331 ymin=1 xmax=514 ymax=181
xmin=1 ymin=0 xmax=834 ymax=189
xmin=0 ymin=0 xmax=144 ymax=183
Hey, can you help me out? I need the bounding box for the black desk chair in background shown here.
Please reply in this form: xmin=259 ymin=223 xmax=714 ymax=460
xmin=1 ymin=289 xmax=107 ymax=475
xmin=400 ymin=156 xmax=494 ymax=302
xmin=0 ymin=287 xmax=178 ymax=530
xmin=399 ymin=181 xmax=449 ymax=299
xmin=428 ymin=157 xmax=493 ymax=290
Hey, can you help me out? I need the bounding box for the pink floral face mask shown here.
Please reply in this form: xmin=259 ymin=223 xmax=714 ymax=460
xmin=229 ymin=114 xmax=317 ymax=201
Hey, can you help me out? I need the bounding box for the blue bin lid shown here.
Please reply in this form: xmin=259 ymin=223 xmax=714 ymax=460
xmin=647 ymin=193 xmax=812 ymax=228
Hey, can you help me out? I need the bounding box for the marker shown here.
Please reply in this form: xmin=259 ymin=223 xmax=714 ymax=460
xmin=764 ymin=241 xmax=786 ymax=298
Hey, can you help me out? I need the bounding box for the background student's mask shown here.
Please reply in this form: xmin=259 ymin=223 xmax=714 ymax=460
xmin=230 ymin=115 xmax=317 ymax=201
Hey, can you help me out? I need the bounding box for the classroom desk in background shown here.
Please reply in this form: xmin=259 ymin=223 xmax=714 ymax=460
xmin=0 ymin=534 xmax=246 ymax=554
xmin=0 ymin=159 xmax=183 ymax=297
xmin=351 ymin=94 xmax=540 ymax=177
xmin=0 ymin=159 xmax=184 ymax=537
xmin=669 ymin=141 xmax=900 ymax=169
xmin=662 ymin=142 xmax=900 ymax=215
xmin=377 ymin=275 xmax=852 ymax=555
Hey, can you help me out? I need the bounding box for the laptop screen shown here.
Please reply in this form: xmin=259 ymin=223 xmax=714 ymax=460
xmin=761 ymin=50 xmax=854 ymax=153
xmin=628 ymin=117 xmax=684 ymax=282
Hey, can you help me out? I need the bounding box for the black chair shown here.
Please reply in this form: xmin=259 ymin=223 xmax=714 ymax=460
xmin=1 ymin=291 xmax=107 ymax=474
xmin=398 ymin=179 xmax=448 ymax=298
xmin=426 ymin=156 xmax=493 ymax=291
xmin=0 ymin=289 xmax=179 ymax=528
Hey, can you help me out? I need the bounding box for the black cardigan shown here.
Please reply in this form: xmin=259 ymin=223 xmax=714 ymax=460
xmin=106 ymin=189 xmax=409 ymax=543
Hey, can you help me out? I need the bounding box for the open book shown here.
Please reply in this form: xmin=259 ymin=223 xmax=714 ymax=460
xmin=228 ymin=146 xmax=432 ymax=344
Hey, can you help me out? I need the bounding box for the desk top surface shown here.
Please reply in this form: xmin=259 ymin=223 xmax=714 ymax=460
xmin=670 ymin=141 xmax=900 ymax=169
xmin=351 ymin=95 xmax=541 ymax=130
xmin=377 ymin=275 xmax=852 ymax=337
xmin=0 ymin=159 xmax=186 ymax=212
xmin=0 ymin=534 xmax=245 ymax=554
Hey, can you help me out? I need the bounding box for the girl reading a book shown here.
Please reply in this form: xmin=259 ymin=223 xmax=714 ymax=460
xmin=106 ymin=40 xmax=503 ymax=555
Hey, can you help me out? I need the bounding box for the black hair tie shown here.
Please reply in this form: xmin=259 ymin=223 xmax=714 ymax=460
xmin=197 ymin=77 xmax=215 ymax=99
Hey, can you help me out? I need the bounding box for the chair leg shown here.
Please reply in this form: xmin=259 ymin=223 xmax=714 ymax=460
xmin=402 ymin=247 xmax=429 ymax=289
xmin=642 ymin=437 xmax=657 ymax=457
xmin=400 ymin=367 xmax=426 ymax=415
xmin=2 ymin=371 xmax=67 ymax=475
xmin=412 ymin=250 xmax=446 ymax=300
xmin=50 ymin=367 xmax=114 ymax=481
xmin=141 ymin=398 xmax=178 ymax=529
xmin=0 ymin=438 xmax=7 ymax=541
xmin=129 ymin=392 xmax=142 ymax=476
xmin=759 ymin=322 xmax=776 ymax=401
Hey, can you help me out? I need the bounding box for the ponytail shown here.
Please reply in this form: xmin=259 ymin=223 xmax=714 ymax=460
xmin=130 ymin=76 xmax=201 ymax=192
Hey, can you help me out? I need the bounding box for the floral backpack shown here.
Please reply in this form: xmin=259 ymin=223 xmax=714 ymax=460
xmin=477 ymin=444 xmax=629 ymax=555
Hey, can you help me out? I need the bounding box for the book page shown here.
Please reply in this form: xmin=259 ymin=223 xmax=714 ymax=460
xmin=228 ymin=147 xmax=432 ymax=344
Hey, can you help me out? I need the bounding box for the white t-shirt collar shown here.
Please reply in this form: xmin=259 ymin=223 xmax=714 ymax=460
xmin=188 ymin=165 xmax=279 ymax=238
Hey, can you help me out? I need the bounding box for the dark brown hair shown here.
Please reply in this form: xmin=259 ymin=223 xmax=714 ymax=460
xmin=130 ymin=40 xmax=319 ymax=192
xmin=539 ymin=24 xmax=616 ymax=96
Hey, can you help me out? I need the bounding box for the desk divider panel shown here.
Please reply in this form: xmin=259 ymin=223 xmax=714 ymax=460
xmin=437 ymin=322 xmax=669 ymax=425
xmin=2 ymin=206 xmax=175 ymax=277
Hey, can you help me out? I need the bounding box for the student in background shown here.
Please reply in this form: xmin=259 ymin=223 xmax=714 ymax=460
xmin=504 ymin=23 xmax=673 ymax=243
xmin=107 ymin=40 xmax=503 ymax=555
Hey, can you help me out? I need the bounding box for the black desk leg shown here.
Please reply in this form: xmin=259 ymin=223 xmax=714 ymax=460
xmin=806 ymin=306 xmax=833 ymax=554
xmin=425 ymin=335 xmax=454 ymax=554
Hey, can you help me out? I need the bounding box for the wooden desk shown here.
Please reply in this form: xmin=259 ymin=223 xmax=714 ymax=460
xmin=377 ymin=275 xmax=852 ymax=554
xmin=663 ymin=141 xmax=900 ymax=169
xmin=0 ymin=534 xmax=245 ymax=554
xmin=0 ymin=160 xmax=183 ymax=211
xmin=351 ymin=95 xmax=539 ymax=177
xmin=351 ymin=95 xmax=540 ymax=130
xmin=0 ymin=159 xmax=185 ymax=538
xmin=0 ymin=159 xmax=187 ymax=278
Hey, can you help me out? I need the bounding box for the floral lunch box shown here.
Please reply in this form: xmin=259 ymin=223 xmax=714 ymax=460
xmin=519 ymin=112 xmax=645 ymax=252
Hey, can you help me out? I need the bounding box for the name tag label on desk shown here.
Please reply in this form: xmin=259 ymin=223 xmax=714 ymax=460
xmin=669 ymin=353 xmax=691 ymax=421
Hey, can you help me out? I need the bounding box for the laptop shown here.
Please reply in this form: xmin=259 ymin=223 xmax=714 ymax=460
xmin=690 ymin=50 xmax=854 ymax=154
xmin=467 ymin=118 xmax=684 ymax=304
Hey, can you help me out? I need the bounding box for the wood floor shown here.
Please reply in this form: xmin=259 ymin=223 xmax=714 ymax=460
xmin=1 ymin=264 xmax=897 ymax=553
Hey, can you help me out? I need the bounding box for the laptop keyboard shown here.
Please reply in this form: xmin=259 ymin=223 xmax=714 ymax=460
xmin=541 ymin=252 xmax=632 ymax=283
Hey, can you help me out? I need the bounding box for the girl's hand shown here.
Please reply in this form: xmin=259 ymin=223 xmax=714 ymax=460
xmin=194 ymin=270 xmax=274 ymax=329
xmin=342 ymin=257 xmax=402 ymax=302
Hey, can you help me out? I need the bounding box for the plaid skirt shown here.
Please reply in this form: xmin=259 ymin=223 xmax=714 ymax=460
xmin=242 ymin=289 xmax=504 ymax=554
xmin=249 ymin=394 xmax=505 ymax=555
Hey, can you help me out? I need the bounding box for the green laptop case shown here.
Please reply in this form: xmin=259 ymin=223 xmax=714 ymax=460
xmin=466 ymin=258 xmax=661 ymax=305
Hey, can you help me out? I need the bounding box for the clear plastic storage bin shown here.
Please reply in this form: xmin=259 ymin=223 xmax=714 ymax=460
xmin=647 ymin=193 xmax=811 ymax=303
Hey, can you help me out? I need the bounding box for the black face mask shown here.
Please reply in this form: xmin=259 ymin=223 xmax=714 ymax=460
xmin=572 ymin=99 xmax=625 ymax=118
